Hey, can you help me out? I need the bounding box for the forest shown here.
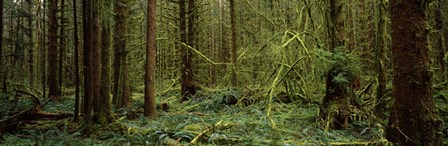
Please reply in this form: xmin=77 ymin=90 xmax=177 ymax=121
xmin=0 ymin=0 xmax=448 ymax=145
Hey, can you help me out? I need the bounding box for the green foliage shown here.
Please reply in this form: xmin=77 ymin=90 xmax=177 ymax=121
xmin=317 ymin=48 xmax=361 ymax=73
xmin=1 ymin=90 xmax=394 ymax=145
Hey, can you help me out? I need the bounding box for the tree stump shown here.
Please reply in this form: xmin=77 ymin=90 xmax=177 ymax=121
xmin=319 ymin=66 xmax=358 ymax=130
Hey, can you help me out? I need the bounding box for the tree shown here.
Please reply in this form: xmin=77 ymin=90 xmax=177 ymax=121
xmin=180 ymin=0 xmax=196 ymax=100
xmin=82 ymin=0 xmax=93 ymax=124
xmin=374 ymin=0 xmax=388 ymax=118
xmin=0 ymin=0 xmax=3 ymax=91
xmin=58 ymin=0 xmax=66 ymax=96
xmin=91 ymin=0 xmax=101 ymax=119
xmin=48 ymin=0 xmax=60 ymax=99
xmin=144 ymin=0 xmax=157 ymax=118
xmin=230 ymin=0 xmax=237 ymax=87
xmin=319 ymin=0 xmax=359 ymax=130
xmin=113 ymin=0 xmax=132 ymax=108
xmin=386 ymin=0 xmax=442 ymax=145
xmin=434 ymin=1 xmax=446 ymax=81
xmin=73 ymin=0 xmax=80 ymax=121
xmin=97 ymin=0 xmax=114 ymax=124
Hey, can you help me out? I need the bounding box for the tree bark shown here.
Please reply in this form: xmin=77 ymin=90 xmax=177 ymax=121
xmin=113 ymin=0 xmax=124 ymax=106
xmin=386 ymin=0 xmax=442 ymax=145
xmin=180 ymin=0 xmax=196 ymax=100
xmin=329 ymin=0 xmax=345 ymax=51
xmin=48 ymin=0 xmax=60 ymax=99
xmin=98 ymin=0 xmax=114 ymax=124
xmin=0 ymin=0 xmax=3 ymax=91
xmin=434 ymin=2 xmax=445 ymax=81
xmin=82 ymin=0 xmax=93 ymax=124
xmin=58 ymin=0 xmax=65 ymax=96
xmin=144 ymin=0 xmax=157 ymax=118
xmin=73 ymin=0 xmax=80 ymax=121
xmin=91 ymin=0 xmax=101 ymax=117
xmin=113 ymin=0 xmax=131 ymax=108
xmin=374 ymin=0 xmax=387 ymax=118
xmin=230 ymin=0 xmax=237 ymax=87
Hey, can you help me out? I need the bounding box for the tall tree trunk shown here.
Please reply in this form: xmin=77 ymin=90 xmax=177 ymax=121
xmin=386 ymin=0 xmax=442 ymax=145
xmin=41 ymin=0 xmax=47 ymax=100
xmin=48 ymin=0 xmax=60 ymax=99
xmin=112 ymin=0 xmax=123 ymax=106
xmin=0 ymin=0 xmax=3 ymax=91
xmin=91 ymin=0 xmax=101 ymax=117
xmin=444 ymin=0 xmax=448 ymax=79
xmin=434 ymin=1 xmax=445 ymax=81
xmin=329 ymin=0 xmax=345 ymax=50
xmin=180 ymin=0 xmax=196 ymax=100
xmin=230 ymin=0 xmax=237 ymax=87
xmin=113 ymin=0 xmax=131 ymax=107
xmin=98 ymin=0 xmax=114 ymax=124
xmin=374 ymin=0 xmax=387 ymax=118
xmin=145 ymin=0 xmax=157 ymax=118
xmin=73 ymin=0 xmax=80 ymax=121
xmin=58 ymin=0 xmax=65 ymax=96
xmin=26 ymin=0 xmax=34 ymax=88
xmin=82 ymin=0 xmax=93 ymax=125
xmin=220 ymin=1 xmax=228 ymax=73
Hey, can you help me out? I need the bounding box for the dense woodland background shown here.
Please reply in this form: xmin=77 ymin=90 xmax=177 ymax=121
xmin=0 ymin=0 xmax=447 ymax=145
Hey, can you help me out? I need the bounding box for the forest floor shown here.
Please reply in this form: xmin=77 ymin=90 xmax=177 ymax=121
xmin=0 ymin=88 xmax=447 ymax=145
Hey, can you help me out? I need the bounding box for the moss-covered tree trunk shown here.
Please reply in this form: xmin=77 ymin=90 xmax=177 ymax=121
xmin=230 ymin=0 xmax=237 ymax=87
xmin=386 ymin=0 xmax=442 ymax=145
xmin=97 ymin=0 xmax=114 ymax=124
xmin=319 ymin=0 xmax=358 ymax=130
xmin=0 ymin=0 xmax=3 ymax=92
xmin=434 ymin=2 xmax=446 ymax=81
xmin=180 ymin=0 xmax=196 ymax=100
xmin=91 ymin=0 xmax=101 ymax=115
xmin=374 ymin=0 xmax=388 ymax=118
xmin=144 ymin=0 xmax=157 ymax=118
xmin=113 ymin=0 xmax=131 ymax=108
xmin=320 ymin=66 xmax=356 ymax=130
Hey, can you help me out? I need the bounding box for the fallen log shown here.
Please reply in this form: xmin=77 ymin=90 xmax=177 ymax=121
xmin=0 ymin=94 xmax=72 ymax=133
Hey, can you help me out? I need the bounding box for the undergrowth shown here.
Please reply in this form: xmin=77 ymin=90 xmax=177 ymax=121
xmin=0 ymin=88 xmax=404 ymax=146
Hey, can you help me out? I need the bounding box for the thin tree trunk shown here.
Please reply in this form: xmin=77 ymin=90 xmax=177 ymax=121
xmin=0 ymin=0 xmax=3 ymax=91
xmin=230 ymin=0 xmax=237 ymax=87
xmin=58 ymin=0 xmax=65 ymax=97
xmin=435 ymin=2 xmax=445 ymax=81
xmin=41 ymin=0 xmax=47 ymax=100
xmin=187 ymin=0 xmax=195 ymax=77
xmin=27 ymin=0 xmax=34 ymax=88
xmin=73 ymin=0 xmax=80 ymax=121
xmin=374 ymin=0 xmax=387 ymax=118
xmin=144 ymin=0 xmax=157 ymax=118
xmin=48 ymin=0 xmax=60 ymax=99
xmin=386 ymin=0 xmax=442 ymax=145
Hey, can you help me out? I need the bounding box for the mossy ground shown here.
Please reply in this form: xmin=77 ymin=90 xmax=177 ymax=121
xmin=1 ymin=88 xmax=447 ymax=145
